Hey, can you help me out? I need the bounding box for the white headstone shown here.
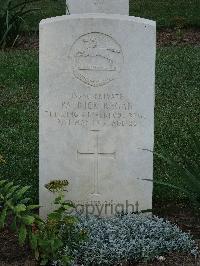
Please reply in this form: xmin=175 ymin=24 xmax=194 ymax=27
xmin=66 ymin=0 xmax=129 ymax=15
xmin=39 ymin=13 xmax=156 ymax=217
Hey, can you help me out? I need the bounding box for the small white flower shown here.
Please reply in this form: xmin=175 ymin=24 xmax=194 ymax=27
xmin=156 ymin=256 xmax=166 ymax=262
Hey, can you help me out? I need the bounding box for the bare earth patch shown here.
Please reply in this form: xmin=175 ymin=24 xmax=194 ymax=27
xmin=157 ymin=28 xmax=200 ymax=47
xmin=12 ymin=28 xmax=200 ymax=51
xmin=0 ymin=227 xmax=36 ymax=266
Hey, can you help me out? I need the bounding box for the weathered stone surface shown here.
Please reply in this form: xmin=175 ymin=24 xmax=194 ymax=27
xmin=39 ymin=14 xmax=156 ymax=217
xmin=66 ymin=0 xmax=129 ymax=15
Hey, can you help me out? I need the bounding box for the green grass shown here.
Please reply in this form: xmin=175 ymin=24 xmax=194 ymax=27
xmin=0 ymin=46 xmax=199 ymax=203
xmin=131 ymin=0 xmax=200 ymax=28
xmin=154 ymin=46 xmax=200 ymax=202
xmin=0 ymin=50 xmax=39 ymax=202
xmin=22 ymin=0 xmax=200 ymax=32
xmin=25 ymin=0 xmax=66 ymax=32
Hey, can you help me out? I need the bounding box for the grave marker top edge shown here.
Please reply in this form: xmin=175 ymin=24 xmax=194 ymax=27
xmin=40 ymin=14 xmax=156 ymax=28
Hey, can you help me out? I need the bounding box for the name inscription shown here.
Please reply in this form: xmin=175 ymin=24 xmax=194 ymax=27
xmin=45 ymin=92 xmax=145 ymax=128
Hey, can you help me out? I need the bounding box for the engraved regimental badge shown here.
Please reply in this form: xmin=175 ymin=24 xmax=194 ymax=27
xmin=70 ymin=32 xmax=124 ymax=87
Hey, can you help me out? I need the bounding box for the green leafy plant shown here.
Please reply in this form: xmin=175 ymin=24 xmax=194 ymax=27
xmin=0 ymin=179 xmax=39 ymax=245
xmin=30 ymin=180 xmax=86 ymax=265
xmin=30 ymin=192 xmax=76 ymax=265
xmin=0 ymin=178 xmax=84 ymax=265
xmin=0 ymin=0 xmax=39 ymax=49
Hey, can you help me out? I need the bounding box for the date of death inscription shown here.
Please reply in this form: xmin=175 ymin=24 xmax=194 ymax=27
xmin=44 ymin=92 xmax=145 ymax=128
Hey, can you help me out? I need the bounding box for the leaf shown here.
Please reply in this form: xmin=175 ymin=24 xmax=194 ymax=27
xmin=4 ymin=181 xmax=14 ymax=192
xmin=144 ymin=179 xmax=189 ymax=195
xmin=60 ymin=199 xmax=75 ymax=209
xmin=51 ymin=238 xmax=63 ymax=252
xmin=16 ymin=186 xmax=30 ymax=199
xmin=9 ymin=185 xmax=20 ymax=193
xmin=47 ymin=212 xmax=61 ymax=221
xmin=33 ymin=214 xmax=44 ymax=224
xmin=5 ymin=185 xmax=20 ymax=199
xmin=0 ymin=207 xmax=7 ymax=228
xmin=21 ymin=215 xmax=35 ymax=225
xmin=61 ymin=255 xmax=72 ymax=264
xmin=15 ymin=204 xmax=26 ymax=213
xmin=20 ymin=197 xmax=31 ymax=204
xmin=54 ymin=195 xmax=63 ymax=204
xmin=10 ymin=217 xmax=17 ymax=231
xmin=6 ymin=10 xmax=9 ymax=30
xmin=34 ymin=249 xmax=40 ymax=261
xmin=6 ymin=199 xmax=14 ymax=210
xmin=145 ymin=146 xmax=200 ymax=195
xmin=40 ymin=258 xmax=48 ymax=265
xmin=0 ymin=155 xmax=6 ymax=164
xmin=18 ymin=224 xmax=27 ymax=245
xmin=63 ymin=216 xmax=77 ymax=225
xmin=39 ymin=239 xmax=51 ymax=248
xmin=0 ymin=180 xmax=7 ymax=187
xmin=63 ymin=202 xmax=74 ymax=209
xmin=29 ymin=233 xmax=38 ymax=250
xmin=0 ymin=193 xmax=4 ymax=201
xmin=26 ymin=205 xmax=40 ymax=211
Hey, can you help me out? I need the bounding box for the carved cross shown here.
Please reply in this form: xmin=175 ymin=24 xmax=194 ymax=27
xmin=77 ymin=130 xmax=116 ymax=195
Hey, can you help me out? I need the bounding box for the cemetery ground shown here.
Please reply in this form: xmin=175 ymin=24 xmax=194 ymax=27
xmin=0 ymin=1 xmax=200 ymax=265
xmin=0 ymin=41 xmax=200 ymax=266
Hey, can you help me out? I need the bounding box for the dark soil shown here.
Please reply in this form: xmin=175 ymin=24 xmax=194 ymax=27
xmin=0 ymin=227 xmax=37 ymax=266
xmin=157 ymin=28 xmax=200 ymax=47
xmin=136 ymin=250 xmax=200 ymax=266
xmin=1 ymin=203 xmax=200 ymax=265
xmin=154 ymin=203 xmax=200 ymax=239
xmin=12 ymin=33 xmax=39 ymax=51
xmin=6 ymin=27 xmax=200 ymax=51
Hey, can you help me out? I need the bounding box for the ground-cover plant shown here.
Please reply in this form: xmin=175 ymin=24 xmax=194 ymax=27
xmin=69 ymin=214 xmax=198 ymax=266
xmin=0 ymin=178 xmax=83 ymax=265
xmin=0 ymin=0 xmax=39 ymax=49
